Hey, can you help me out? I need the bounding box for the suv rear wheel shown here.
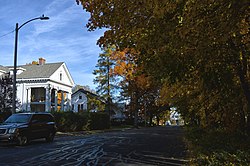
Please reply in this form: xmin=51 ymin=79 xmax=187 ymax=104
xmin=46 ymin=132 xmax=55 ymax=142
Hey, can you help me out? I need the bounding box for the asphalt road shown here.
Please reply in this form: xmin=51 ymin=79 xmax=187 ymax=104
xmin=0 ymin=126 xmax=188 ymax=166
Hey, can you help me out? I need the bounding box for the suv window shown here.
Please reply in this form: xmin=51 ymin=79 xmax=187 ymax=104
xmin=32 ymin=114 xmax=54 ymax=123
xmin=5 ymin=114 xmax=31 ymax=123
xmin=44 ymin=114 xmax=54 ymax=122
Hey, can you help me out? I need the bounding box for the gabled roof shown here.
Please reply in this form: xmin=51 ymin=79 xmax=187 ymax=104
xmin=72 ymin=89 xmax=106 ymax=104
xmin=16 ymin=62 xmax=63 ymax=79
xmin=0 ymin=65 xmax=10 ymax=73
xmin=72 ymin=88 xmax=98 ymax=97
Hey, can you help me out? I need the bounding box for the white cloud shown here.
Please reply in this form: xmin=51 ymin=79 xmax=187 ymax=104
xmin=33 ymin=1 xmax=88 ymax=36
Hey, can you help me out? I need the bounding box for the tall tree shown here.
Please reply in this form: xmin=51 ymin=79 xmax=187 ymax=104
xmin=77 ymin=0 xmax=250 ymax=131
xmin=93 ymin=45 xmax=118 ymax=118
xmin=111 ymin=48 xmax=163 ymax=127
xmin=173 ymin=0 xmax=250 ymax=130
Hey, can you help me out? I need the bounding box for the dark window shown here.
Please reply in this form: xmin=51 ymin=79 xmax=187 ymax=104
xmin=79 ymin=96 xmax=82 ymax=99
xmin=81 ymin=104 xmax=84 ymax=110
xmin=45 ymin=114 xmax=54 ymax=122
xmin=31 ymin=115 xmax=42 ymax=123
xmin=31 ymin=114 xmax=54 ymax=123
xmin=60 ymin=73 xmax=62 ymax=81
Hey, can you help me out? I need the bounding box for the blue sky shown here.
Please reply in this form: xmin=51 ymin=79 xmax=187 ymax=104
xmin=0 ymin=0 xmax=105 ymax=89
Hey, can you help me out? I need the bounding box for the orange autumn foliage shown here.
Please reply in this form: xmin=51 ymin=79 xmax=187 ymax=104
xmin=110 ymin=48 xmax=152 ymax=89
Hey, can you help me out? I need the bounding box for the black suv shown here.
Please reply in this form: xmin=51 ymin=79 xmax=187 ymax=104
xmin=0 ymin=112 xmax=56 ymax=146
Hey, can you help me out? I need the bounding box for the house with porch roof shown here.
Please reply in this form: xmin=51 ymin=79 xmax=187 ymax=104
xmin=5 ymin=58 xmax=74 ymax=112
xmin=0 ymin=66 xmax=10 ymax=78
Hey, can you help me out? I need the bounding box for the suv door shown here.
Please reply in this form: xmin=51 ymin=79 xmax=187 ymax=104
xmin=43 ymin=114 xmax=56 ymax=142
xmin=30 ymin=114 xmax=48 ymax=139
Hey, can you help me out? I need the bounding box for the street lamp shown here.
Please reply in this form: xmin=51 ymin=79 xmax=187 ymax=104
xmin=12 ymin=15 xmax=49 ymax=114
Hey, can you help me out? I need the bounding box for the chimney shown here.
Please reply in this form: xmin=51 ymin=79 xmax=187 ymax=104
xmin=39 ymin=58 xmax=46 ymax=65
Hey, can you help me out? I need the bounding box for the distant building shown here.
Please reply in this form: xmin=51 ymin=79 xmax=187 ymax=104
xmin=71 ymin=88 xmax=102 ymax=112
xmin=4 ymin=58 xmax=74 ymax=112
xmin=111 ymin=103 xmax=126 ymax=120
xmin=170 ymin=110 xmax=184 ymax=125
xmin=71 ymin=89 xmax=89 ymax=112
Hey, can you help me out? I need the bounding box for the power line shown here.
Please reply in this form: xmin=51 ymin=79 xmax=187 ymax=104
xmin=0 ymin=29 xmax=15 ymax=38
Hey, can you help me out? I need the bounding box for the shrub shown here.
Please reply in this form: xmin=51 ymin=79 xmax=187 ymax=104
xmin=52 ymin=111 xmax=89 ymax=132
xmin=0 ymin=111 xmax=12 ymax=123
xmin=89 ymin=112 xmax=110 ymax=130
xmin=186 ymin=126 xmax=250 ymax=165
xmin=52 ymin=111 xmax=110 ymax=132
xmin=191 ymin=151 xmax=250 ymax=166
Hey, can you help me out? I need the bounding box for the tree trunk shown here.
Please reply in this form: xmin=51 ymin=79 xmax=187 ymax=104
xmin=149 ymin=114 xmax=153 ymax=126
xmin=237 ymin=51 xmax=250 ymax=132
xmin=156 ymin=116 xmax=160 ymax=126
xmin=133 ymin=91 xmax=139 ymax=128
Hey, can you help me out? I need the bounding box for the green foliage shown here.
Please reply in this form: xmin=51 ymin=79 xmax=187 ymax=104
xmin=89 ymin=112 xmax=110 ymax=130
xmin=52 ymin=111 xmax=110 ymax=131
xmin=52 ymin=111 xmax=89 ymax=132
xmin=186 ymin=127 xmax=250 ymax=165
xmin=77 ymin=0 xmax=250 ymax=131
xmin=0 ymin=73 xmax=13 ymax=113
xmin=191 ymin=151 xmax=250 ymax=166
xmin=93 ymin=45 xmax=121 ymax=118
xmin=93 ymin=45 xmax=119 ymax=99
xmin=87 ymin=96 xmax=105 ymax=112
xmin=0 ymin=110 xmax=12 ymax=123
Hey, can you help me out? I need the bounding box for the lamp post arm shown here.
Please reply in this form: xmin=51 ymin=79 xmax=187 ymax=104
xmin=17 ymin=17 xmax=42 ymax=30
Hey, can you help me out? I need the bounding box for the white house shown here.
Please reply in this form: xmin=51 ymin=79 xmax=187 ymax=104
xmin=71 ymin=89 xmax=103 ymax=112
xmin=111 ymin=103 xmax=126 ymax=120
xmin=71 ymin=89 xmax=88 ymax=112
xmin=170 ymin=109 xmax=183 ymax=125
xmin=6 ymin=58 xmax=74 ymax=112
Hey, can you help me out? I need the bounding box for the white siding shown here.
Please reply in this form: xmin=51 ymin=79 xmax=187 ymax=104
xmin=71 ymin=91 xmax=88 ymax=112
xmin=50 ymin=63 xmax=74 ymax=86
xmin=15 ymin=63 xmax=74 ymax=112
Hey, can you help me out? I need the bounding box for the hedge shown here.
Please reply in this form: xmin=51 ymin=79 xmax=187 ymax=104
xmin=0 ymin=111 xmax=110 ymax=132
xmin=52 ymin=111 xmax=110 ymax=132
xmin=52 ymin=111 xmax=89 ymax=132
xmin=0 ymin=111 xmax=12 ymax=123
xmin=89 ymin=112 xmax=110 ymax=130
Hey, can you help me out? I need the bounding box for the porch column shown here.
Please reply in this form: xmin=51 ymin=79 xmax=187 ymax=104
xmin=26 ymin=88 xmax=31 ymax=112
xmin=45 ymin=86 xmax=51 ymax=112
xmin=61 ymin=91 xmax=64 ymax=111
xmin=65 ymin=92 xmax=70 ymax=111
xmin=54 ymin=90 xmax=58 ymax=111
